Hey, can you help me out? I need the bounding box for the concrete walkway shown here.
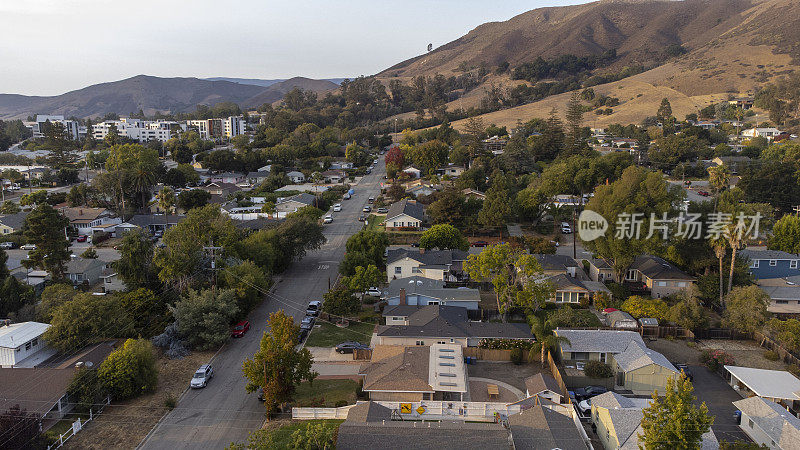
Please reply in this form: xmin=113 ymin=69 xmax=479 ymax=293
xmin=312 ymin=362 xmax=361 ymax=376
xmin=469 ymin=377 xmax=526 ymax=400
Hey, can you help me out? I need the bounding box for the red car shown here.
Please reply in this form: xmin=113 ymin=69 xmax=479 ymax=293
xmin=76 ymin=235 xmax=88 ymax=242
xmin=231 ymin=320 xmax=250 ymax=338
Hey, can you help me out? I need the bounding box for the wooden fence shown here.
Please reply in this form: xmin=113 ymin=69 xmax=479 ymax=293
xmin=463 ymin=347 xmax=534 ymax=363
xmin=754 ymin=331 xmax=800 ymax=366
xmin=353 ymin=348 xmax=372 ymax=361
xmin=546 ymin=351 xmax=571 ymax=404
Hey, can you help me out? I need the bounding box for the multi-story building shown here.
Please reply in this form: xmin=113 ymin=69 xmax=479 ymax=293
xmin=187 ymin=116 xmax=245 ymax=141
xmin=24 ymin=115 xmax=83 ymax=140
xmin=92 ymin=118 xmax=185 ymax=143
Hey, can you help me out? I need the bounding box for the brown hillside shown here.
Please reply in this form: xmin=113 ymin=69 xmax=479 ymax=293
xmin=380 ymin=0 xmax=759 ymax=78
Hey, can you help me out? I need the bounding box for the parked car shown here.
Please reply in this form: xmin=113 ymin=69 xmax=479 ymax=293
xmin=358 ymin=214 xmax=366 ymax=222
xmin=300 ymin=316 xmax=315 ymax=332
xmin=697 ymin=190 xmax=710 ymax=197
xmin=0 ymin=242 xmax=14 ymax=249
xmin=323 ymin=215 xmax=333 ymax=224
xmin=561 ymin=222 xmax=572 ymax=234
xmin=335 ymin=342 xmax=370 ymax=354
xmin=376 ymin=207 xmax=388 ymax=214
xmin=365 ymin=168 xmax=371 ymax=174
xmin=577 ymin=398 xmax=593 ymax=415
xmin=368 ymin=197 xmax=375 ymax=204
xmin=471 ymin=240 xmax=489 ymax=247
xmin=362 ymin=205 xmax=372 ymax=213
xmin=190 ymin=364 xmax=213 ymax=388
xmin=674 ymin=363 xmax=693 ymax=381
xmin=20 ymin=244 xmax=36 ymax=250
xmin=343 ymin=193 xmax=351 ymax=200
xmin=364 ymin=287 xmax=381 ymax=297
xmin=572 ymin=385 xmax=607 ymax=401
xmin=231 ymin=320 xmax=250 ymax=338
xmin=333 ymin=203 xmax=342 ymax=212
xmin=76 ymin=235 xmax=88 ymax=242
xmin=257 ymin=386 xmax=265 ymax=401
xmin=306 ymin=301 xmax=322 ymax=316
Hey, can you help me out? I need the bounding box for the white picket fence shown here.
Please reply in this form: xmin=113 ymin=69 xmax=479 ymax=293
xmin=47 ymin=397 xmax=111 ymax=449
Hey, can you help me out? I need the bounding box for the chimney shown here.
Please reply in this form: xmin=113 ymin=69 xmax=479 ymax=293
xmin=400 ymin=288 xmax=406 ymax=305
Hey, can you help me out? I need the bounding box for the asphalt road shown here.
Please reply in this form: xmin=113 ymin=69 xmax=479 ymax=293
xmin=138 ymin=157 xmax=386 ymax=449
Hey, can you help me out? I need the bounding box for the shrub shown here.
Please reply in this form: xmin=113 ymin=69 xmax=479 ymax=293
xmin=478 ymin=338 xmax=535 ymax=350
xmin=686 ymin=341 xmax=697 ymax=348
xmin=98 ymin=338 xmax=158 ymax=400
xmin=584 ymin=360 xmax=614 ymax=378
xmin=510 ymin=348 xmax=523 ymax=365
xmin=335 ymin=400 xmax=348 ymax=408
xmin=700 ymin=349 xmax=735 ymax=372
xmin=164 ymin=393 xmax=177 ymax=410
xmin=763 ymin=350 xmax=780 ymax=361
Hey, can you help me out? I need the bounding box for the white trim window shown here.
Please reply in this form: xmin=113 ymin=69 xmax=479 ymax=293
xmin=792 ymin=260 xmax=798 ymax=269
xmin=751 ymin=260 xmax=760 ymax=269
xmin=769 ymin=260 xmax=777 ymax=267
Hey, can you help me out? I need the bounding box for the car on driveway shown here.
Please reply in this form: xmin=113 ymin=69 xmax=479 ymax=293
xmin=0 ymin=242 xmax=14 ymax=249
xmin=76 ymin=235 xmax=88 ymax=242
xmin=376 ymin=207 xmax=388 ymax=214
xmin=571 ymin=385 xmax=607 ymax=401
xmin=190 ymin=364 xmax=213 ymax=388
xmin=231 ymin=320 xmax=250 ymax=338
xmin=674 ymin=363 xmax=693 ymax=381
xmin=577 ymin=398 xmax=593 ymax=416
xmin=306 ymin=300 xmax=321 ymax=316
xmin=364 ymin=287 xmax=381 ymax=297
xmin=335 ymin=342 xmax=370 ymax=354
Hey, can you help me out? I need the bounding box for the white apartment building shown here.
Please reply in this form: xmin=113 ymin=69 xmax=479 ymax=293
xmin=24 ymin=115 xmax=83 ymax=140
xmin=187 ymin=116 xmax=245 ymax=141
xmin=92 ymin=118 xmax=185 ymax=143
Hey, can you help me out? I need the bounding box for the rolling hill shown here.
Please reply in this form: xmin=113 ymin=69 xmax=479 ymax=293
xmin=0 ymin=75 xmax=339 ymax=120
xmin=378 ymin=0 xmax=800 ymax=129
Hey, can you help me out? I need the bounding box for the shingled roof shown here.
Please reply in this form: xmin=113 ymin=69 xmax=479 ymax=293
xmin=385 ymin=198 xmax=424 ymax=221
xmin=629 ymin=255 xmax=693 ymax=280
xmin=508 ymin=405 xmax=587 ymax=449
xmin=377 ymin=305 xmax=532 ymax=340
xmin=386 ymin=248 xmax=468 ymax=266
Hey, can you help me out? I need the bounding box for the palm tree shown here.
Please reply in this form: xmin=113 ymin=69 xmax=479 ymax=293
xmin=132 ymin=162 xmax=156 ymax=213
xmin=529 ymin=316 xmax=570 ymax=368
xmin=707 ymin=165 xmax=731 ymax=211
xmin=726 ymin=224 xmax=745 ymax=295
xmin=156 ymin=186 xmax=175 ymax=232
xmin=710 ymin=235 xmax=727 ymax=308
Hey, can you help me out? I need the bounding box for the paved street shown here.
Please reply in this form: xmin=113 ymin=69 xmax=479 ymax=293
xmin=138 ymin=157 xmax=385 ymax=449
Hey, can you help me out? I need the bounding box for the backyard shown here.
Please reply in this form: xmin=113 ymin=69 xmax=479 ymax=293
xmin=294 ymin=379 xmax=360 ymax=407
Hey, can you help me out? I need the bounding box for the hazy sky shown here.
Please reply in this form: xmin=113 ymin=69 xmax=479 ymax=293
xmin=1 ymin=0 xmax=591 ymax=96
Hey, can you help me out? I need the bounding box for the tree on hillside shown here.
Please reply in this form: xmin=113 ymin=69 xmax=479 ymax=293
xmin=22 ymin=204 xmax=71 ymax=279
xmin=242 ymin=310 xmax=316 ymax=418
xmin=769 ymin=214 xmax=800 ymax=254
xmin=722 ymin=285 xmax=770 ymax=333
xmin=44 ymin=293 xmax=132 ymax=352
xmin=639 ymin=375 xmax=714 ymax=450
xmin=707 ymin=164 xmax=731 ymax=210
xmin=462 ymin=116 xmax=486 ymax=165
xmin=563 ymin=92 xmax=585 ymax=156
xmin=408 ymin=140 xmax=449 ymax=176
xmin=98 ymin=338 xmax=158 ymax=400
xmin=419 ymin=224 xmax=469 ymax=251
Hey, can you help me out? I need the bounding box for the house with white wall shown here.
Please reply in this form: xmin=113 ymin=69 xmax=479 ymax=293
xmin=0 ymin=322 xmax=55 ymax=368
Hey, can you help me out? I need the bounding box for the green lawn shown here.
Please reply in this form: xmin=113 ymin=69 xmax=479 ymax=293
xmin=294 ymin=379 xmax=359 ymax=407
xmin=365 ymin=214 xmax=382 ymax=229
xmin=305 ymin=320 xmax=375 ymax=347
xmin=265 ymin=419 xmax=344 ymax=449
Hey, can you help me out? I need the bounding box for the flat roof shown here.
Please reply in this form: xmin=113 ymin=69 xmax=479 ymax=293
xmin=726 ymin=365 xmax=800 ymax=400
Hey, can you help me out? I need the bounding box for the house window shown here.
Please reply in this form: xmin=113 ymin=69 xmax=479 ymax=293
xmin=392 ymin=317 xmax=403 ymax=321
xmin=31 ymin=339 xmax=38 ymax=347
xmin=777 ymin=300 xmax=789 ymax=304
xmin=677 ymin=282 xmax=687 ymax=287
xmin=394 ymin=267 xmax=402 ymax=274
xmin=792 ymin=260 xmax=798 ymax=269
xmin=428 ymin=301 xmax=439 ymax=305
xmin=450 ymin=339 xmax=454 ymax=343
xmin=751 ymin=260 xmax=759 ymax=268
xmin=657 ymin=281 xmax=667 ymax=287
xmin=416 ymin=340 xmax=424 ymax=346
xmin=572 ymin=352 xmax=590 ymax=360
xmin=437 ymin=341 xmax=446 ymax=345
xmin=626 ymin=270 xmax=637 ymax=281
xmin=423 ymin=393 xmax=431 ymax=400
xmin=412 ymin=267 xmax=421 ymax=274
xmin=25 ymin=342 xmax=31 ymax=351
xmin=770 ymin=260 xmax=777 ymax=266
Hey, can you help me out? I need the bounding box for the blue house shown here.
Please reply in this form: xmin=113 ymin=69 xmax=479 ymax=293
xmin=740 ymin=249 xmax=800 ymax=280
xmin=383 ymin=276 xmax=480 ymax=310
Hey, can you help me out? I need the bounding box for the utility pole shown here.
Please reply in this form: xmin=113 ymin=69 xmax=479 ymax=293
xmin=572 ymin=208 xmax=577 ymax=260
xmin=203 ymin=241 xmax=223 ymax=288
xmin=794 ymin=205 xmax=800 ymax=216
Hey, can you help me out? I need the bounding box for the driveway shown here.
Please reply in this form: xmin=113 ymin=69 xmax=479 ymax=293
xmin=689 ymin=365 xmax=750 ymax=443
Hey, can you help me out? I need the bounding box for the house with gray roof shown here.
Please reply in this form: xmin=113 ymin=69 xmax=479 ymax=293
xmin=734 ymin=396 xmax=800 ymax=449
xmin=625 ymin=255 xmax=694 ymax=298
xmin=606 ymin=310 xmax=638 ymax=329
xmin=0 ymin=211 xmax=28 ymax=235
xmin=544 ymin=273 xmax=612 ymax=305
xmin=585 ymin=257 xmax=614 ymax=282
xmin=386 ymin=248 xmax=468 ymax=282
xmin=128 ymin=214 xmax=185 ymax=234
xmin=591 ymin=391 xmax=718 ymax=449
xmin=384 ymin=199 xmax=424 ymax=230
xmin=725 ymin=365 xmax=800 ymax=415
xmin=508 ymin=404 xmax=589 ymax=449
xmin=534 ymin=254 xmax=587 ymax=279
xmin=286 ymin=171 xmax=305 ymax=183
xmin=382 ymin=276 xmax=480 ymax=310
xmin=524 ymin=373 xmax=565 ymax=403
xmin=65 ymin=257 xmax=107 ymax=286
xmin=246 ymin=171 xmax=270 ymax=185
xmin=377 ymin=304 xmax=532 ymax=347
xmin=741 ymin=248 xmax=800 ymax=280
xmin=758 ymin=282 xmax=800 ymax=316
xmin=554 ymin=329 xmax=677 ymax=395
xmin=275 ymin=193 xmax=316 ymax=215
